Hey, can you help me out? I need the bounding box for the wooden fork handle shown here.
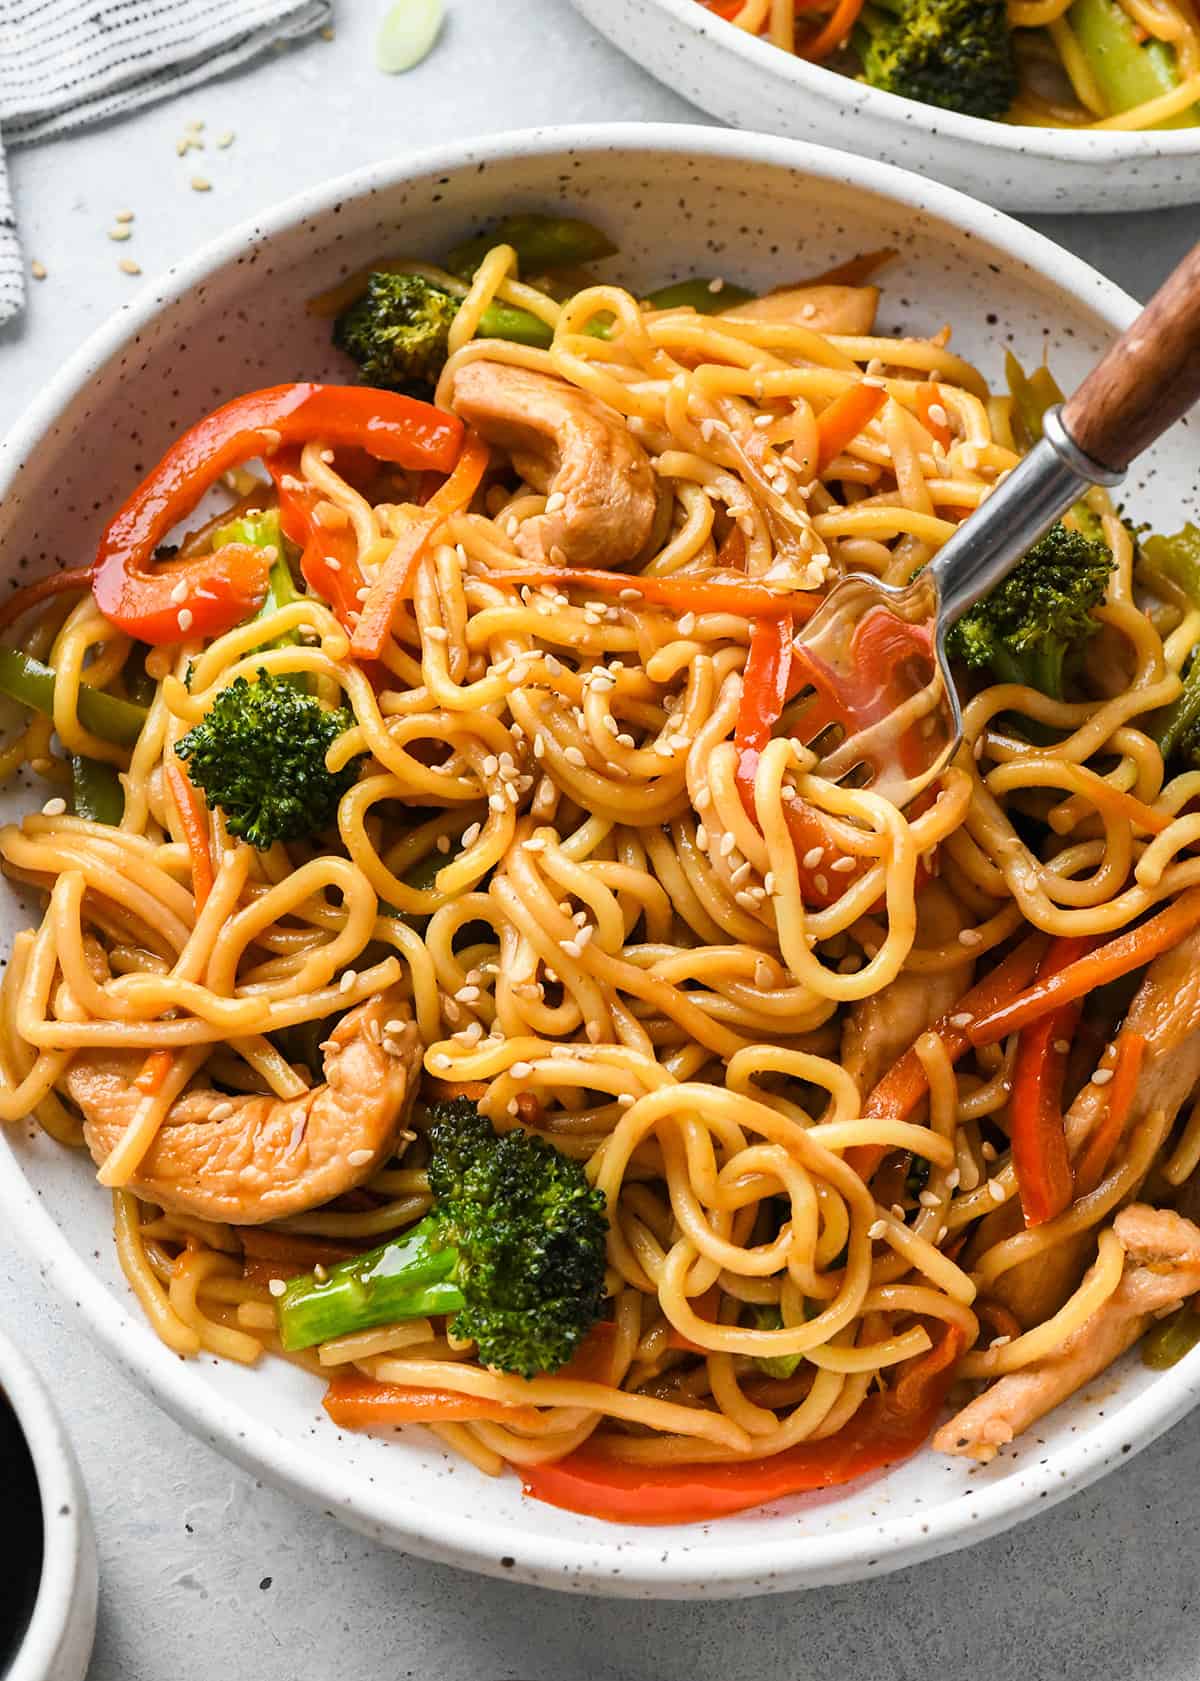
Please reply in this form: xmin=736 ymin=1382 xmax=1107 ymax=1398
xmin=1061 ymin=241 xmax=1200 ymax=474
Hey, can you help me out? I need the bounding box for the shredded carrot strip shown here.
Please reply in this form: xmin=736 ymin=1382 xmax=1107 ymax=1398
xmin=847 ymin=933 xmax=1049 ymax=1181
xmin=133 ymin=1050 xmax=174 ymax=1095
xmin=969 ymin=889 xmax=1200 ymax=1047
xmin=324 ymin=1374 xmax=543 ymax=1429
xmin=166 ymin=758 xmax=214 ymax=910
xmin=350 ymin=429 xmax=490 ymax=661
xmin=797 ymin=0 xmax=869 ymax=62
xmin=1069 ymin=774 xmax=1173 ymax=835
xmin=815 ymin=381 xmax=888 ymax=472
xmin=1073 ymin=1032 xmax=1148 ymax=1197
xmin=477 ymin=563 xmax=822 ymax=620
xmin=0 ymin=567 xmax=93 ymax=635
xmin=914 ymin=383 xmax=952 ymax=450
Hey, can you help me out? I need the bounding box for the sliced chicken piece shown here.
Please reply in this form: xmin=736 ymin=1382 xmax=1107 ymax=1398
xmin=936 ymin=1205 xmax=1200 ymax=1460
xmin=450 ymin=360 xmax=656 ymax=570
xmin=68 ymin=992 xmax=421 ymax=1224
xmin=842 ymin=881 xmax=973 ymax=1101
xmin=988 ymin=923 xmax=1200 ymax=1330
xmin=720 ymin=285 xmax=880 ymax=336
xmin=1065 ymin=922 xmax=1200 ymax=1159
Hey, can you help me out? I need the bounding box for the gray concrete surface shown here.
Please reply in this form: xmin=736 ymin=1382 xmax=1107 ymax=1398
xmin=1 ymin=0 xmax=1198 ymax=1673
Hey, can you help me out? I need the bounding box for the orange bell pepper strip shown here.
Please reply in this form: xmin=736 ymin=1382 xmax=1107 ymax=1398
xmin=350 ymin=429 xmax=491 ymax=661
xmin=1009 ymin=935 xmax=1098 ymax=1227
xmin=815 ymin=381 xmax=887 ymax=471
xmin=522 ymin=1324 xmax=964 ymax=1525
xmin=968 ymin=887 xmax=1200 ymax=1048
xmin=323 ymin=1373 xmax=543 ymax=1430
xmin=846 ymin=932 xmax=1049 ymax=1182
xmin=92 ymin=384 xmax=463 ymax=644
xmin=1072 ymin=1030 xmax=1148 ymax=1198
xmin=476 ymin=563 xmax=824 ymax=621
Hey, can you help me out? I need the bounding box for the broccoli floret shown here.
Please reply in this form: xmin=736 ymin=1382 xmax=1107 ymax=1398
xmin=174 ymin=668 xmax=362 ymax=849
xmin=856 ymin=0 xmax=1017 ymax=118
xmin=276 ymin=1099 xmax=608 ymax=1377
xmin=333 ymin=271 xmax=460 ymax=395
xmin=945 ymin=522 xmax=1113 ymax=700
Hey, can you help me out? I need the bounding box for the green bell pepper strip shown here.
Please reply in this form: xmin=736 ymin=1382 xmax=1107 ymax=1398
xmin=70 ymin=755 xmax=124 ymax=825
xmin=476 ymin=299 xmax=553 ymax=349
xmin=1069 ymin=0 xmax=1200 ymax=127
xmin=445 ymin=213 xmax=617 ymax=280
xmin=0 ymin=647 xmax=147 ymax=748
xmin=642 ymin=277 xmax=756 ymax=314
xmin=276 ymin=1218 xmax=465 ymax=1351
xmin=1142 ymin=1304 xmax=1200 ymax=1368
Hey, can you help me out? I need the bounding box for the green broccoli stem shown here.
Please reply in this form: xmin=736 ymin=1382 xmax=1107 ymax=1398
xmin=0 ymin=646 xmax=147 ymax=748
xmin=69 ymin=756 xmax=124 ymax=825
xmin=276 ymin=1217 xmax=467 ymax=1351
xmin=1069 ymin=0 xmax=1199 ymax=126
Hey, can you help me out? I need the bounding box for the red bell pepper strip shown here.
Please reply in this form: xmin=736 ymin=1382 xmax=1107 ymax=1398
xmin=1009 ymin=936 xmax=1098 ymax=1228
xmin=1072 ymin=1030 xmax=1148 ymax=1198
xmin=968 ymin=887 xmax=1200 ymax=1048
xmin=476 ymin=563 xmax=823 ymax=621
xmin=92 ymin=384 xmax=463 ymax=645
xmin=266 ymin=447 xmax=367 ymax=627
xmin=0 ymin=567 xmax=92 ymax=635
xmin=846 ymin=932 xmax=1048 ymax=1182
xmin=522 ymin=1324 xmax=964 ymax=1525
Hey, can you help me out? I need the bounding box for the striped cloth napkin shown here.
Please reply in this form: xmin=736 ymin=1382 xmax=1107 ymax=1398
xmin=0 ymin=0 xmax=333 ymax=326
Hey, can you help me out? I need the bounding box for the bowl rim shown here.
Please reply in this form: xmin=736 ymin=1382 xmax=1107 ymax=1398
xmin=2 ymin=120 xmax=1199 ymax=1597
xmin=0 ymin=1326 xmax=97 ymax=1681
xmin=604 ymin=0 xmax=1200 ymax=161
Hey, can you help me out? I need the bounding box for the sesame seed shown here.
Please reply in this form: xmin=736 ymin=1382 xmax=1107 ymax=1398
xmin=339 ymin=969 xmax=358 ymax=993
xmin=119 ymin=258 xmax=141 ymax=276
xmin=191 ymin=176 xmax=212 ymax=192
xmin=945 ymin=1168 xmax=961 ymax=1190
xmin=958 ymin=928 xmax=984 ymax=947
xmin=918 ymin=1189 xmax=941 ymax=1208
xmin=734 ymin=890 xmax=760 ymax=910
xmin=616 ymin=732 xmax=635 ymax=749
xmin=890 ymin=1203 xmax=906 ymax=1221
xmin=431 ymin=1053 xmax=452 ymax=1070
xmin=544 ymin=654 xmax=562 ymax=676
xmin=989 ymin=1334 xmax=1012 ymax=1349
xmin=987 ymin=1179 xmax=1006 ymax=1203
xmin=1053 ymin=1039 xmax=1071 ymax=1055
xmin=868 ymin=1219 xmax=887 ymax=1240
xmin=949 ymin=1012 xmax=973 ymax=1028
xmin=488 ymin=792 xmax=507 ymax=813
xmin=707 ymin=277 xmax=725 ymax=293
xmin=218 ymin=132 xmax=235 ymax=148
xmin=730 ymin=859 xmax=752 ymax=887
xmin=41 ymin=797 xmax=67 ymax=817
xmin=695 ymin=824 xmax=708 ymax=850
xmin=719 ymin=832 xmax=737 ymax=859
xmin=1091 ymin=1068 xmax=1114 ymax=1086
xmin=562 ymin=939 xmax=582 ymax=958
xmin=177 ymin=608 xmax=194 ymax=633
xmin=208 ymin=1100 xmax=236 ymax=1122
xmin=678 ymin=612 xmax=696 ymax=637
xmin=30 ymin=260 xmax=47 ymax=280
xmin=347 ymin=1148 xmax=373 ymax=1167
xmin=802 ymin=846 xmax=824 ymax=870
xmin=268 ymin=1278 xmax=286 ymax=1298
xmin=108 ymin=226 xmax=132 ymax=242
xmin=460 ymin=822 xmax=481 ymax=848
xmin=510 ymin=1061 xmax=533 ymax=1079
xmin=813 ymin=872 xmax=829 ymax=896
xmin=482 ymin=754 xmax=499 ymax=777
xmin=544 ymin=491 xmax=566 ymax=514
xmin=981 ymin=1141 xmax=998 ymax=1163
xmin=830 ymin=855 xmax=856 ymax=874
xmin=564 ymin=746 xmax=587 ymax=768
xmin=763 ymin=871 xmax=776 ymax=896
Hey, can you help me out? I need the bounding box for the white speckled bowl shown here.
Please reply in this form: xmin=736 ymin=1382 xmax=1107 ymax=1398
xmin=0 ymin=1329 xmax=97 ymax=1681
xmin=571 ymin=0 xmax=1200 ymax=213
xmin=0 ymin=124 xmax=1197 ymax=1600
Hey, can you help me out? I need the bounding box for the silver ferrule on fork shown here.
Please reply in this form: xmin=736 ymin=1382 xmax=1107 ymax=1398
xmin=929 ymin=404 xmax=1125 ymax=631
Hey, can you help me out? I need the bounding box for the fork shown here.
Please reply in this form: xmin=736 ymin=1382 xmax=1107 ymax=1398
xmin=789 ymin=240 xmax=1200 ymax=807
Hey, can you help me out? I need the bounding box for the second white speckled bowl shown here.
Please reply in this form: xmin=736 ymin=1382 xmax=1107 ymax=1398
xmin=571 ymin=0 xmax=1200 ymax=213
xmin=0 ymin=125 xmax=1197 ymax=1599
